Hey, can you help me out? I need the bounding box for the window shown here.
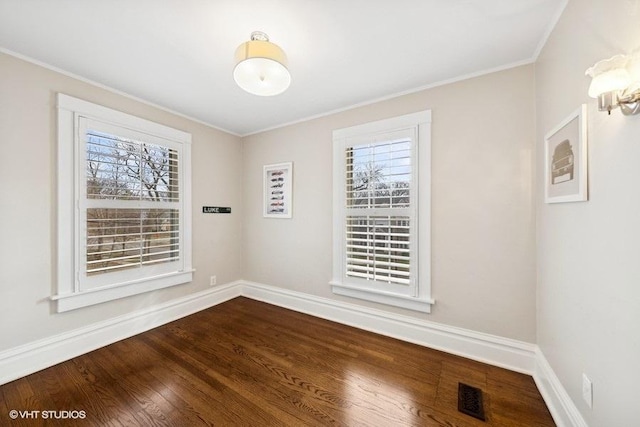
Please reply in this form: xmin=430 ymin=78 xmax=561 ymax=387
xmin=331 ymin=111 xmax=432 ymax=312
xmin=56 ymin=94 xmax=193 ymax=312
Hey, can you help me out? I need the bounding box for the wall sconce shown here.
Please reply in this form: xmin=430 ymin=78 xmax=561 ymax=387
xmin=585 ymin=54 xmax=640 ymax=115
xmin=233 ymin=31 xmax=291 ymax=96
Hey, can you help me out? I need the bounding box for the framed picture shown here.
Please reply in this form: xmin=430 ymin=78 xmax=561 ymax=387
xmin=263 ymin=162 xmax=293 ymax=218
xmin=544 ymin=105 xmax=588 ymax=203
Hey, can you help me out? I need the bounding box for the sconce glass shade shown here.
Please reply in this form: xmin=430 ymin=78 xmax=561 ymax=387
xmin=584 ymin=54 xmax=640 ymax=114
xmin=586 ymin=68 xmax=631 ymax=98
xmin=233 ymin=32 xmax=291 ymax=96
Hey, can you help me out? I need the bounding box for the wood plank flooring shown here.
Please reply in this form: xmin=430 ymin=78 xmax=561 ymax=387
xmin=0 ymin=297 xmax=555 ymax=426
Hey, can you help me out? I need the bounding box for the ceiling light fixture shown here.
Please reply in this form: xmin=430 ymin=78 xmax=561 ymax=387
xmin=233 ymin=31 xmax=291 ymax=97
xmin=585 ymin=54 xmax=640 ymax=115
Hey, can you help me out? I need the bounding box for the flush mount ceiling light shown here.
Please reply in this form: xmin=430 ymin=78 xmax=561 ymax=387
xmin=233 ymin=31 xmax=291 ymax=97
xmin=585 ymin=54 xmax=640 ymax=115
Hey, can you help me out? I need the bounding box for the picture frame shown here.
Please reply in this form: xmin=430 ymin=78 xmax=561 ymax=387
xmin=544 ymin=105 xmax=588 ymax=203
xmin=263 ymin=162 xmax=293 ymax=218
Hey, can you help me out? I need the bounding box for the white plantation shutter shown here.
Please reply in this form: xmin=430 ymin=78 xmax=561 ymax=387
xmin=346 ymin=137 xmax=413 ymax=209
xmin=86 ymin=208 xmax=180 ymax=274
xmin=56 ymin=94 xmax=193 ymax=312
xmin=80 ymin=118 xmax=185 ymax=290
xmin=344 ymin=134 xmax=415 ymax=289
xmin=345 ymin=215 xmax=411 ymax=285
xmin=342 ymin=129 xmax=417 ymax=295
xmin=332 ymin=110 xmax=432 ymax=313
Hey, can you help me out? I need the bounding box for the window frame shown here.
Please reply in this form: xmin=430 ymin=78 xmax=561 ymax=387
xmin=55 ymin=94 xmax=193 ymax=312
xmin=331 ymin=110 xmax=433 ymax=313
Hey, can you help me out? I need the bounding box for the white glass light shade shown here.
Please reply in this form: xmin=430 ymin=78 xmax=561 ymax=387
xmin=233 ymin=34 xmax=291 ymax=96
xmin=586 ymin=54 xmax=640 ymax=115
xmin=626 ymin=56 xmax=640 ymax=92
xmin=587 ymin=68 xmax=631 ymax=98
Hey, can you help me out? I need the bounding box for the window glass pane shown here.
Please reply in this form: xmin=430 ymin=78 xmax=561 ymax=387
xmin=86 ymin=131 xmax=179 ymax=202
xmin=346 ymin=138 xmax=411 ymax=208
xmin=141 ymin=143 xmax=179 ymax=202
xmin=86 ymin=208 xmax=180 ymax=275
xmin=345 ymin=215 xmax=411 ymax=285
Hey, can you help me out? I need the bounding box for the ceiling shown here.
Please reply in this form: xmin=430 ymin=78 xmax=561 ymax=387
xmin=0 ymin=0 xmax=565 ymax=136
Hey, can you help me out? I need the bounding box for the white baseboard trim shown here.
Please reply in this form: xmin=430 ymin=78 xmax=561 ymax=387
xmin=533 ymin=348 xmax=587 ymax=427
xmin=0 ymin=282 xmax=241 ymax=386
xmin=3 ymin=278 xmax=577 ymax=427
xmin=240 ymin=280 xmax=537 ymax=375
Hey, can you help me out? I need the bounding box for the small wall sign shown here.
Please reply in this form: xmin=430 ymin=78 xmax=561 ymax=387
xmin=202 ymin=206 xmax=231 ymax=214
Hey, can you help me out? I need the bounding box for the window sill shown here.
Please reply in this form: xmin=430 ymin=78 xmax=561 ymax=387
xmin=52 ymin=270 xmax=194 ymax=312
xmin=330 ymin=281 xmax=434 ymax=313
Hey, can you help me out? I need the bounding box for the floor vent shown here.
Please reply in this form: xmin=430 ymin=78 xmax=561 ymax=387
xmin=458 ymin=382 xmax=486 ymax=421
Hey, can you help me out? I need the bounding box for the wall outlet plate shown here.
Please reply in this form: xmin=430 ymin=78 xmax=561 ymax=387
xmin=582 ymin=374 xmax=593 ymax=408
xmin=210 ymin=275 xmax=217 ymax=286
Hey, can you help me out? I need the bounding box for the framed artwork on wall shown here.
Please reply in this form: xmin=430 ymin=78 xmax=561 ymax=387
xmin=263 ymin=162 xmax=293 ymax=218
xmin=544 ymin=105 xmax=588 ymax=203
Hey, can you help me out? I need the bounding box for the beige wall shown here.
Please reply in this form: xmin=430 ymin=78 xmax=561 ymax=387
xmin=0 ymin=52 xmax=244 ymax=351
xmin=536 ymin=0 xmax=640 ymax=424
xmin=243 ymin=65 xmax=537 ymax=342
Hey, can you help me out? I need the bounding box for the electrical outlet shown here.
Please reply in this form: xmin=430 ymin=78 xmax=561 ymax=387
xmin=210 ymin=275 xmax=217 ymax=286
xmin=582 ymin=374 xmax=593 ymax=408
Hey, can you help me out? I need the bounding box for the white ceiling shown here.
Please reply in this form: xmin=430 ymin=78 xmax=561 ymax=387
xmin=0 ymin=0 xmax=565 ymax=136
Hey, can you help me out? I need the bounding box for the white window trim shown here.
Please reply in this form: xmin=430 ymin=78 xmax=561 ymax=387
xmin=331 ymin=110 xmax=433 ymax=313
xmin=55 ymin=94 xmax=193 ymax=312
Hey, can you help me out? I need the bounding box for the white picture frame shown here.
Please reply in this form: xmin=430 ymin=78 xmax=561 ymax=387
xmin=544 ymin=105 xmax=588 ymax=203
xmin=263 ymin=162 xmax=293 ymax=218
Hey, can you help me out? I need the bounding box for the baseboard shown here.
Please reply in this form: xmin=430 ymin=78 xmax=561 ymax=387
xmin=0 ymin=282 xmax=241 ymax=386
xmin=240 ymin=280 xmax=537 ymax=375
xmin=3 ymin=277 xmax=567 ymax=427
xmin=533 ymin=348 xmax=588 ymax=427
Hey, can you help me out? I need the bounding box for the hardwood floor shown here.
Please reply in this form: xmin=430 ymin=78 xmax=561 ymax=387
xmin=0 ymin=297 xmax=555 ymax=426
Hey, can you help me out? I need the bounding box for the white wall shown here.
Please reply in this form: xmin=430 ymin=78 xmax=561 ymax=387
xmin=242 ymin=65 xmax=538 ymax=342
xmin=0 ymin=52 xmax=244 ymax=352
xmin=535 ymin=0 xmax=640 ymax=425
